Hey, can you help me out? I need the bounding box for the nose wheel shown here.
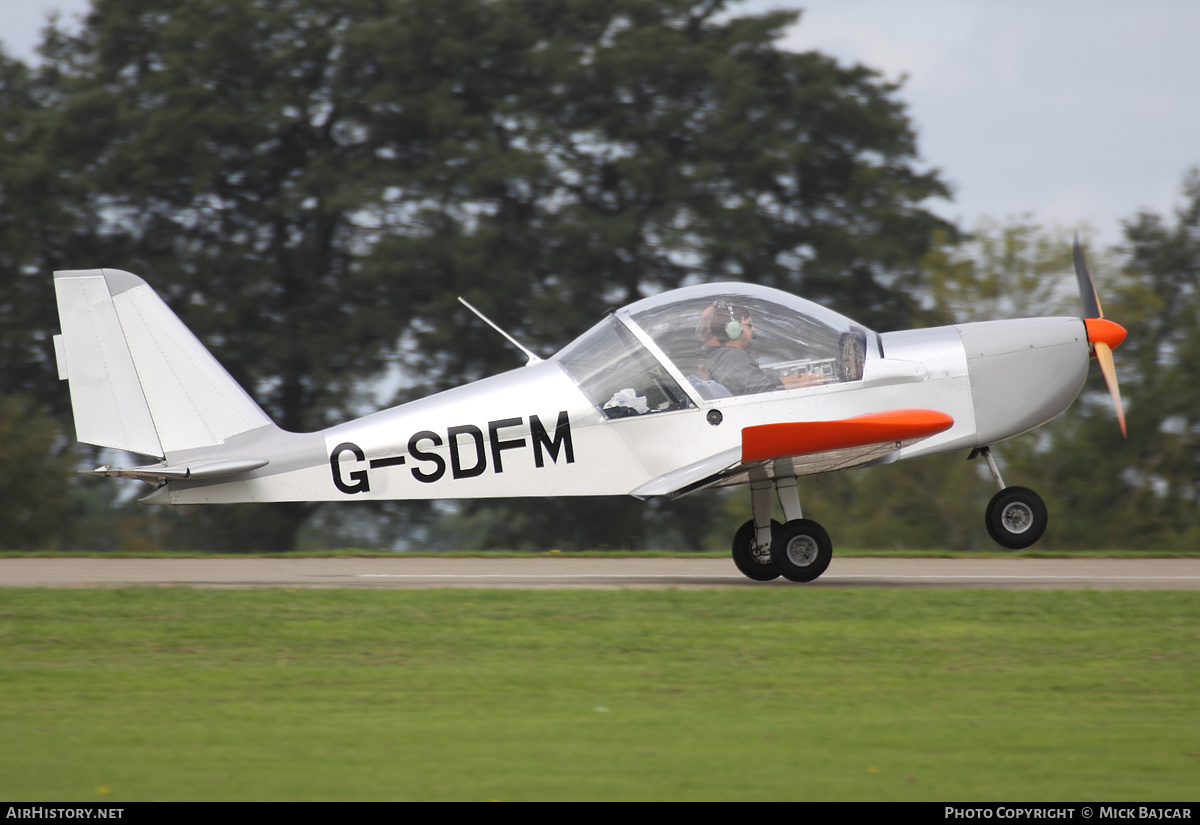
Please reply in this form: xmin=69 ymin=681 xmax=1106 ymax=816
xmin=972 ymin=447 xmax=1048 ymax=549
xmin=985 ymin=486 xmax=1047 ymax=549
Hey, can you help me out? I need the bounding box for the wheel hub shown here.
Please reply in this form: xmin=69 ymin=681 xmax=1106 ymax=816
xmin=1001 ymin=502 xmax=1033 ymax=534
xmin=785 ymin=535 xmax=819 ymax=567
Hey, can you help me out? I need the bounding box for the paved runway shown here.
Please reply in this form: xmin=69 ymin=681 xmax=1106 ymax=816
xmin=2 ymin=557 xmax=1198 ymax=589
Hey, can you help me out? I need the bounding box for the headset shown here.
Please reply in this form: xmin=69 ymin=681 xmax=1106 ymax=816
xmin=713 ymin=301 xmax=745 ymax=341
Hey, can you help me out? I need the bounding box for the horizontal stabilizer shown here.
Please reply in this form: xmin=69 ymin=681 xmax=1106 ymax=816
xmin=90 ymin=458 xmax=270 ymax=482
xmin=742 ymin=409 xmax=954 ymax=463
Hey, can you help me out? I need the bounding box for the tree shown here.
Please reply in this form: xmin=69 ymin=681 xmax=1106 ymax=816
xmin=36 ymin=0 xmax=953 ymax=551
xmin=1099 ymin=169 xmax=1200 ymax=548
xmin=0 ymin=395 xmax=81 ymax=549
xmin=0 ymin=47 xmax=121 ymax=414
xmin=920 ymin=218 xmax=1084 ymax=324
xmin=0 ymin=45 xmax=137 ymax=551
xmin=370 ymin=0 xmax=953 ymax=385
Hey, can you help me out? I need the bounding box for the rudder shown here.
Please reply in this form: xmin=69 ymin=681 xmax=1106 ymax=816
xmin=53 ymin=269 xmax=273 ymax=459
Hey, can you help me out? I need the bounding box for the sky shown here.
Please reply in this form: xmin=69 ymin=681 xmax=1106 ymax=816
xmin=5 ymin=0 xmax=1199 ymax=247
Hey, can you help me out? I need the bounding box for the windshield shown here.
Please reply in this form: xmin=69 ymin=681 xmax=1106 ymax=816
xmin=554 ymin=315 xmax=695 ymax=419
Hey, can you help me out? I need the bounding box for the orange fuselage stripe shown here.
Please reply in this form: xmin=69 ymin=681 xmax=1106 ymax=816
xmin=741 ymin=409 xmax=955 ymax=463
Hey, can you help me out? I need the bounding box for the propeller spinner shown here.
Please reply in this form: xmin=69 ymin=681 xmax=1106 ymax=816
xmin=1073 ymin=234 xmax=1127 ymax=437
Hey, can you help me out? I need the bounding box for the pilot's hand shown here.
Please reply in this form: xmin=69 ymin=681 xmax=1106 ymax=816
xmin=780 ymin=374 xmax=820 ymax=389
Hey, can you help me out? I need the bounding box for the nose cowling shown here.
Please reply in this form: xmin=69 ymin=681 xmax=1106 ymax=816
xmin=958 ymin=317 xmax=1091 ymax=445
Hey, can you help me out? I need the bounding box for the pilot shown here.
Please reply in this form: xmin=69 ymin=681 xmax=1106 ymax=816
xmin=704 ymin=302 xmax=809 ymax=394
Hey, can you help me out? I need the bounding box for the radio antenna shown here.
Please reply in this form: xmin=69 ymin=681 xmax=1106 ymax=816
xmin=457 ymin=296 xmax=544 ymax=366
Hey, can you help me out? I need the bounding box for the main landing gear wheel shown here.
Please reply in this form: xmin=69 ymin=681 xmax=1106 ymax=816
xmin=775 ymin=519 xmax=833 ymax=583
xmin=985 ymin=486 xmax=1048 ymax=549
xmin=732 ymin=519 xmax=781 ymax=581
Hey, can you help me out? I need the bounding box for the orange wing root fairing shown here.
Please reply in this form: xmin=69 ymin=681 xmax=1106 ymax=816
xmin=741 ymin=409 xmax=955 ymax=463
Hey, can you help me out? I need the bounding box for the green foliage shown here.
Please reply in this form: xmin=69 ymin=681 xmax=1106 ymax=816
xmin=0 ymin=52 xmax=119 ymax=419
xmin=0 ymin=396 xmax=79 ymax=549
xmin=921 ymin=218 xmax=1085 ymax=324
xmin=1098 ymin=169 xmax=1200 ymax=548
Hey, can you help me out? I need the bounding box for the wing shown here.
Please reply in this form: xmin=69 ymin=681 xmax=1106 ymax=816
xmin=630 ymin=409 xmax=954 ymax=499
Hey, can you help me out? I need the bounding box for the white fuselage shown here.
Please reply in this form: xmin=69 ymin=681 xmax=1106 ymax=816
xmin=153 ymin=316 xmax=1091 ymax=506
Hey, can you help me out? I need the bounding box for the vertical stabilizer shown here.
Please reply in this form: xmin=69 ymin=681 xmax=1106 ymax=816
xmin=53 ymin=269 xmax=274 ymax=459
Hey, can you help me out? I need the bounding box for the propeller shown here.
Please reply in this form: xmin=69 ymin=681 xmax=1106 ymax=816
xmin=1073 ymin=234 xmax=1127 ymax=437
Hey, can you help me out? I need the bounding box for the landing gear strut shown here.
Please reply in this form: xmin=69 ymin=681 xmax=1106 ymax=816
xmin=730 ymin=478 xmax=832 ymax=583
xmin=972 ymin=446 xmax=1048 ymax=549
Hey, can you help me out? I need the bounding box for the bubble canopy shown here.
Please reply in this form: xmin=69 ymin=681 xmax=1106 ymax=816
xmin=554 ymin=283 xmax=877 ymax=418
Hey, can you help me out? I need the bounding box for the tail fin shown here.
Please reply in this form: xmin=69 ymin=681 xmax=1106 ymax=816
xmin=53 ymin=269 xmax=274 ymax=459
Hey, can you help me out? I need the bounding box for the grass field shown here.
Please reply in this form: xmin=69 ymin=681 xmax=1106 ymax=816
xmin=0 ymin=587 xmax=1196 ymax=801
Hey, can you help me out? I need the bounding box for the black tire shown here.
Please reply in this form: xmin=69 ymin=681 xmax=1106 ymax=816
xmin=775 ymin=519 xmax=833 ymax=583
xmin=985 ymin=486 xmax=1048 ymax=549
xmin=731 ymin=519 xmax=782 ymax=581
